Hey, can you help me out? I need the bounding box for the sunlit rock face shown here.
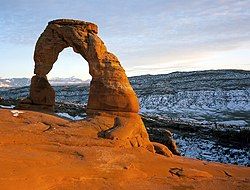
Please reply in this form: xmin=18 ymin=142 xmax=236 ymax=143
xmin=18 ymin=19 xmax=158 ymax=153
xmin=29 ymin=19 xmax=139 ymax=113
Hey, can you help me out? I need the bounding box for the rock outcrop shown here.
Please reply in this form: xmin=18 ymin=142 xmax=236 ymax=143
xmin=18 ymin=19 xmax=157 ymax=153
xmin=1 ymin=109 xmax=249 ymax=189
xmin=20 ymin=19 xmax=139 ymax=113
xmin=153 ymin=142 xmax=173 ymax=157
xmin=98 ymin=114 xmax=154 ymax=152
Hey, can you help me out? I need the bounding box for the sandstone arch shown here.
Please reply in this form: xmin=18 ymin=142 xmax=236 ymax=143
xmin=24 ymin=19 xmax=139 ymax=112
xmin=17 ymin=19 xmax=166 ymax=153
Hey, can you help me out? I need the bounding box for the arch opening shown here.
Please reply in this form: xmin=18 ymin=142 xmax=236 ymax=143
xmin=48 ymin=47 xmax=91 ymax=81
xmin=48 ymin=47 xmax=91 ymax=117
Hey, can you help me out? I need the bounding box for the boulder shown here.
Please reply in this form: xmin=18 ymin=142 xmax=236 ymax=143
xmin=99 ymin=115 xmax=155 ymax=152
xmin=164 ymin=130 xmax=180 ymax=155
xmin=153 ymin=142 xmax=173 ymax=157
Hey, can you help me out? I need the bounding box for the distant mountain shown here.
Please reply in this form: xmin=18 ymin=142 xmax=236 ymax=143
xmin=0 ymin=77 xmax=90 ymax=88
xmin=0 ymin=78 xmax=30 ymax=88
xmin=48 ymin=77 xmax=90 ymax=86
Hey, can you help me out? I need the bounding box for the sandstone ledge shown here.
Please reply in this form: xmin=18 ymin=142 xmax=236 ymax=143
xmin=0 ymin=109 xmax=249 ymax=190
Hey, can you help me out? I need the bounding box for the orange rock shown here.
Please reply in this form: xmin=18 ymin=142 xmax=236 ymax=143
xmin=153 ymin=142 xmax=173 ymax=157
xmin=30 ymin=75 xmax=55 ymax=106
xmin=98 ymin=115 xmax=154 ymax=152
xmin=30 ymin=19 xmax=139 ymax=113
xmin=0 ymin=109 xmax=249 ymax=189
xmin=19 ymin=19 xmax=150 ymax=153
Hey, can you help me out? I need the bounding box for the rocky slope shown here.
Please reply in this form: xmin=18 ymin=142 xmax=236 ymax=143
xmin=0 ymin=109 xmax=249 ymax=189
xmin=130 ymin=69 xmax=250 ymax=127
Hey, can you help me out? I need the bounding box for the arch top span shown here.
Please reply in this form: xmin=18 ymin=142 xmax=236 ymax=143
xmin=48 ymin=19 xmax=98 ymax=34
xmin=23 ymin=19 xmax=139 ymax=113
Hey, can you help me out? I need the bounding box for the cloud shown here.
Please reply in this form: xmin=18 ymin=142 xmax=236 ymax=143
xmin=0 ymin=0 xmax=249 ymax=78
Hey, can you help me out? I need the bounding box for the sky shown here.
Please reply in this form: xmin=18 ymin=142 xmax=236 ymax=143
xmin=0 ymin=0 xmax=250 ymax=80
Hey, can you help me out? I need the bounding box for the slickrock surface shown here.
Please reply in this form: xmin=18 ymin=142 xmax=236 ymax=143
xmin=20 ymin=19 xmax=139 ymax=113
xmin=0 ymin=109 xmax=249 ymax=190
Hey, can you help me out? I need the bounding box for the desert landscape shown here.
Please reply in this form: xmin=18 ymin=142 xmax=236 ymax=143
xmin=0 ymin=109 xmax=250 ymax=189
xmin=1 ymin=1 xmax=250 ymax=189
xmin=0 ymin=18 xmax=249 ymax=189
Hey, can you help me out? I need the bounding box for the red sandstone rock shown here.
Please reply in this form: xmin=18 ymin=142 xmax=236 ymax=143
xmin=32 ymin=19 xmax=139 ymax=113
xmin=0 ymin=109 xmax=249 ymax=189
xmin=29 ymin=75 xmax=55 ymax=110
xmin=153 ymin=142 xmax=173 ymax=157
xmin=19 ymin=19 xmax=152 ymax=153
xmin=99 ymin=115 xmax=154 ymax=152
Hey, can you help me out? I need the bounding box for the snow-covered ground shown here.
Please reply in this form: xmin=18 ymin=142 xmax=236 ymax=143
xmin=139 ymin=89 xmax=250 ymax=127
xmin=56 ymin=112 xmax=86 ymax=120
xmin=175 ymin=133 xmax=249 ymax=165
xmin=0 ymin=105 xmax=15 ymax=109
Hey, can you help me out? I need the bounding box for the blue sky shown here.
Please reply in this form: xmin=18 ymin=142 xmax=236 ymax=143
xmin=0 ymin=0 xmax=249 ymax=79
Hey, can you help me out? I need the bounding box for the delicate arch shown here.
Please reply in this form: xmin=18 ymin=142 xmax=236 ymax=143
xmin=24 ymin=19 xmax=139 ymax=113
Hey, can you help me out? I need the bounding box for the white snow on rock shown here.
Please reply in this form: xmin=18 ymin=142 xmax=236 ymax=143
xmin=139 ymin=89 xmax=250 ymax=127
xmin=0 ymin=105 xmax=15 ymax=109
xmin=56 ymin=112 xmax=85 ymax=120
xmin=217 ymin=120 xmax=248 ymax=127
xmin=10 ymin=110 xmax=24 ymax=117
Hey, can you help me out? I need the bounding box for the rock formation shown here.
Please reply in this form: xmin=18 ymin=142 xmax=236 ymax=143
xmin=98 ymin=114 xmax=154 ymax=152
xmin=1 ymin=108 xmax=249 ymax=189
xmin=18 ymin=19 xmax=161 ymax=153
xmin=20 ymin=19 xmax=139 ymax=113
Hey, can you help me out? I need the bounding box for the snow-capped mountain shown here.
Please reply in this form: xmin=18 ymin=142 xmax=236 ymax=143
xmin=0 ymin=78 xmax=30 ymax=88
xmin=48 ymin=77 xmax=90 ymax=86
xmin=0 ymin=77 xmax=90 ymax=88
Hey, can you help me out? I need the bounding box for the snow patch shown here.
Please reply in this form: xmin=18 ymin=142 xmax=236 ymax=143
xmin=217 ymin=120 xmax=248 ymax=127
xmin=11 ymin=110 xmax=24 ymax=117
xmin=56 ymin=112 xmax=85 ymax=120
xmin=0 ymin=105 xmax=15 ymax=109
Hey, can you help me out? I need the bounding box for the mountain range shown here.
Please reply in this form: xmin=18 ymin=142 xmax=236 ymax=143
xmin=0 ymin=77 xmax=90 ymax=88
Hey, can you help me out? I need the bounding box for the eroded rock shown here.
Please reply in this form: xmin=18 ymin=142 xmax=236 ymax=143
xmin=30 ymin=75 xmax=55 ymax=106
xmin=25 ymin=18 xmax=139 ymax=113
xmin=18 ymin=19 xmax=153 ymax=152
xmin=153 ymin=142 xmax=173 ymax=157
xmin=99 ymin=115 xmax=154 ymax=152
xmin=164 ymin=130 xmax=180 ymax=155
